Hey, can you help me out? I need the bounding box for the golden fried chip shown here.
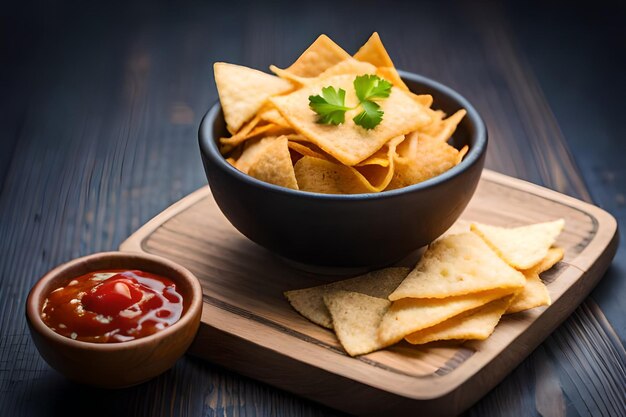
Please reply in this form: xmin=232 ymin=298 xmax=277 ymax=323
xmin=506 ymin=247 xmax=563 ymax=314
xmin=220 ymin=114 xmax=262 ymax=146
xmin=379 ymin=289 xmax=514 ymax=345
xmin=375 ymin=66 xmax=409 ymax=91
xmin=287 ymin=141 xmax=326 ymax=159
xmin=356 ymin=153 xmax=390 ymax=167
xmin=323 ymin=291 xmax=392 ymax=356
xmin=271 ymin=59 xmax=379 ymax=87
xmin=387 ymin=134 xmax=464 ymax=189
xmin=470 ymin=219 xmax=565 ymax=269
xmin=268 ymin=65 xmax=311 ymax=86
xmin=532 ymin=246 xmax=565 ymax=274
xmin=247 ymin=136 xmax=298 ymax=190
xmin=354 ymin=135 xmax=404 ymax=190
xmin=234 ymin=136 xmax=277 ymax=173
xmin=318 ymin=59 xmax=378 ymax=79
xmin=271 ymin=74 xmax=431 ymax=166
xmin=294 ymin=135 xmax=401 ymax=194
xmin=457 ymin=145 xmax=469 ymax=164
xmin=294 ymin=156 xmax=372 ymax=194
xmin=214 ymin=62 xmax=293 ymax=133
xmin=430 ymin=109 xmax=467 ymax=143
xmin=354 ymin=32 xmax=394 ymax=67
xmin=394 ymin=131 xmax=419 ymax=162
xmin=354 ymin=33 xmax=409 ymax=91
xmin=259 ymin=108 xmax=291 ymax=128
xmin=388 ymin=233 xmax=525 ymax=300
xmin=222 ymin=122 xmax=292 ymax=148
xmin=410 ymin=94 xmax=434 ymax=107
xmin=405 ymin=296 xmax=513 ymax=344
xmin=280 ymin=34 xmax=351 ymax=78
xmin=284 ymin=267 xmax=410 ymax=329
xmin=506 ymin=274 xmax=550 ymax=314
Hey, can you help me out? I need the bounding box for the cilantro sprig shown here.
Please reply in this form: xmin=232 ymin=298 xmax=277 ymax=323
xmin=308 ymin=87 xmax=351 ymax=125
xmin=308 ymin=74 xmax=392 ymax=130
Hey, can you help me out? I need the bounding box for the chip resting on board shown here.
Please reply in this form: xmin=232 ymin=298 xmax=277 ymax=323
xmin=378 ymin=289 xmax=515 ymax=345
xmin=470 ymin=219 xmax=565 ymax=269
xmin=506 ymin=247 xmax=564 ymax=314
xmin=323 ymin=291 xmax=392 ymax=356
xmin=404 ymin=296 xmax=513 ymax=345
xmin=388 ymin=233 xmax=526 ymax=300
xmin=284 ymin=267 xmax=410 ymax=329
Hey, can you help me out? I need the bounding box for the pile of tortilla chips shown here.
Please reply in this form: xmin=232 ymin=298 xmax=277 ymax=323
xmin=214 ymin=33 xmax=468 ymax=194
xmin=285 ymin=219 xmax=565 ymax=356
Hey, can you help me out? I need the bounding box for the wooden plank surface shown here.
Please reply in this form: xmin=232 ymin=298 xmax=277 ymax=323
xmin=118 ymin=170 xmax=618 ymax=416
xmin=0 ymin=1 xmax=624 ymax=416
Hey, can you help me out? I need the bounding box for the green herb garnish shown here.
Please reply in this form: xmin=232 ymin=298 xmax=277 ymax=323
xmin=308 ymin=74 xmax=392 ymax=130
xmin=308 ymin=86 xmax=351 ymax=125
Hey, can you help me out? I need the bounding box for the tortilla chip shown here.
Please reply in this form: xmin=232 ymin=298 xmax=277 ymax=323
xmin=430 ymin=109 xmax=467 ymax=143
xmin=470 ymin=219 xmax=565 ymax=269
xmin=506 ymin=247 xmax=563 ymax=314
xmin=394 ymin=131 xmax=418 ymax=162
xmin=354 ymin=32 xmax=394 ymax=68
xmin=294 ymin=156 xmax=371 ymax=194
xmin=318 ymin=59 xmax=378 ymax=79
xmin=281 ymin=34 xmax=351 ymax=78
xmin=379 ymin=289 xmax=514 ymax=345
xmin=376 ymin=66 xmax=409 ymax=91
xmin=214 ymin=62 xmax=293 ymax=133
xmin=411 ymin=94 xmax=434 ymax=107
xmin=271 ymin=59 xmax=379 ymax=87
xmin=268 ymin=65 xmax=311 ymax=86
xmin=356 ymin=153 xmax=390 ymax=167
xmin=270 ymin=74 xmax=431 ymax=166
xmin=324 ymin=291 xmax=392 ymax=356
xmin=506 ymin=274 xmax=550 ymax=314
xmin=220 ymin=114 xmax=263 ymax=146
xmin=457 ymin=145 xmax=469 ymax=164
xmin=355 ymin=135 xmax=404 ymax=191
xmin=353 ymin=32 xmax=408 ymax=90
xmin=284 ymin=267 xmax=410 ymax=329
xmin=259 ymin=108 xmax=291 ymax=128
xmin=405 ymin=296 xmax=513 ymax=344
xmin=234 ymin=136 xmax=277 ymax=173
xmin=294 ymin=136 xmax=400 ymax=194
xmin=247 ymin=136 xmax=298 ymax=190
xmin=418 ymin=109 xmax=446 ymax=136
xmin=531 ymin=246 xmax=565 ymax=274
xmin=386 ymin=135 xmax=465 ymax=189
xmin=388 ymin=233 xmax=525 ymax=300
xmin=287 ymin=141 xmax=327 ymax=159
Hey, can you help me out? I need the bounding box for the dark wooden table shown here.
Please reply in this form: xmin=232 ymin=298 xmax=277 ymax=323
xmin=1 ymin=1 xmax=624 ymax=415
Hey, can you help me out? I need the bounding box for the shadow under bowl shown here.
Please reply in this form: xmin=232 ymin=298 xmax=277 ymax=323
xmin=26 ymin=251 xmax=203 ymax=388
xmin=198 ymin=71 xmax=487 ymax=269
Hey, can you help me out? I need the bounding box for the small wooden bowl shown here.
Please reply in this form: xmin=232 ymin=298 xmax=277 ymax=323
xmin=25 ymin=251 xmax=203 ymax=388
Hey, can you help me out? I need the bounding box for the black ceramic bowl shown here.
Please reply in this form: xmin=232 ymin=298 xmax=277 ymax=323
xmin=199 ymin=71 xmax=487 ymax=268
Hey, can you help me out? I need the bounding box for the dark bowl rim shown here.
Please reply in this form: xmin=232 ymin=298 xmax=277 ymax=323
xmin=25 ymin=251 xmax=203 ymax=352
xmin=199 ymin=69 xmax=487 ymax=201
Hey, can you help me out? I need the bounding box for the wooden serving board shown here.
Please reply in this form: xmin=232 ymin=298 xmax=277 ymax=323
xmin=119 ymin=169 xmax=618 ymax=417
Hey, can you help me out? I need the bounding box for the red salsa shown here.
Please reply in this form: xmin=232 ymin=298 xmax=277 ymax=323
xmin=41 ymin=269 xmax=184 ymax=343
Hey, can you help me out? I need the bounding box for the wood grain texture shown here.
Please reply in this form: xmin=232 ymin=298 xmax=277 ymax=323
xmin=119 ymin=170 xmax=618 ymax=416
xmin=0 ymin=0 xmax=624 ymax=416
